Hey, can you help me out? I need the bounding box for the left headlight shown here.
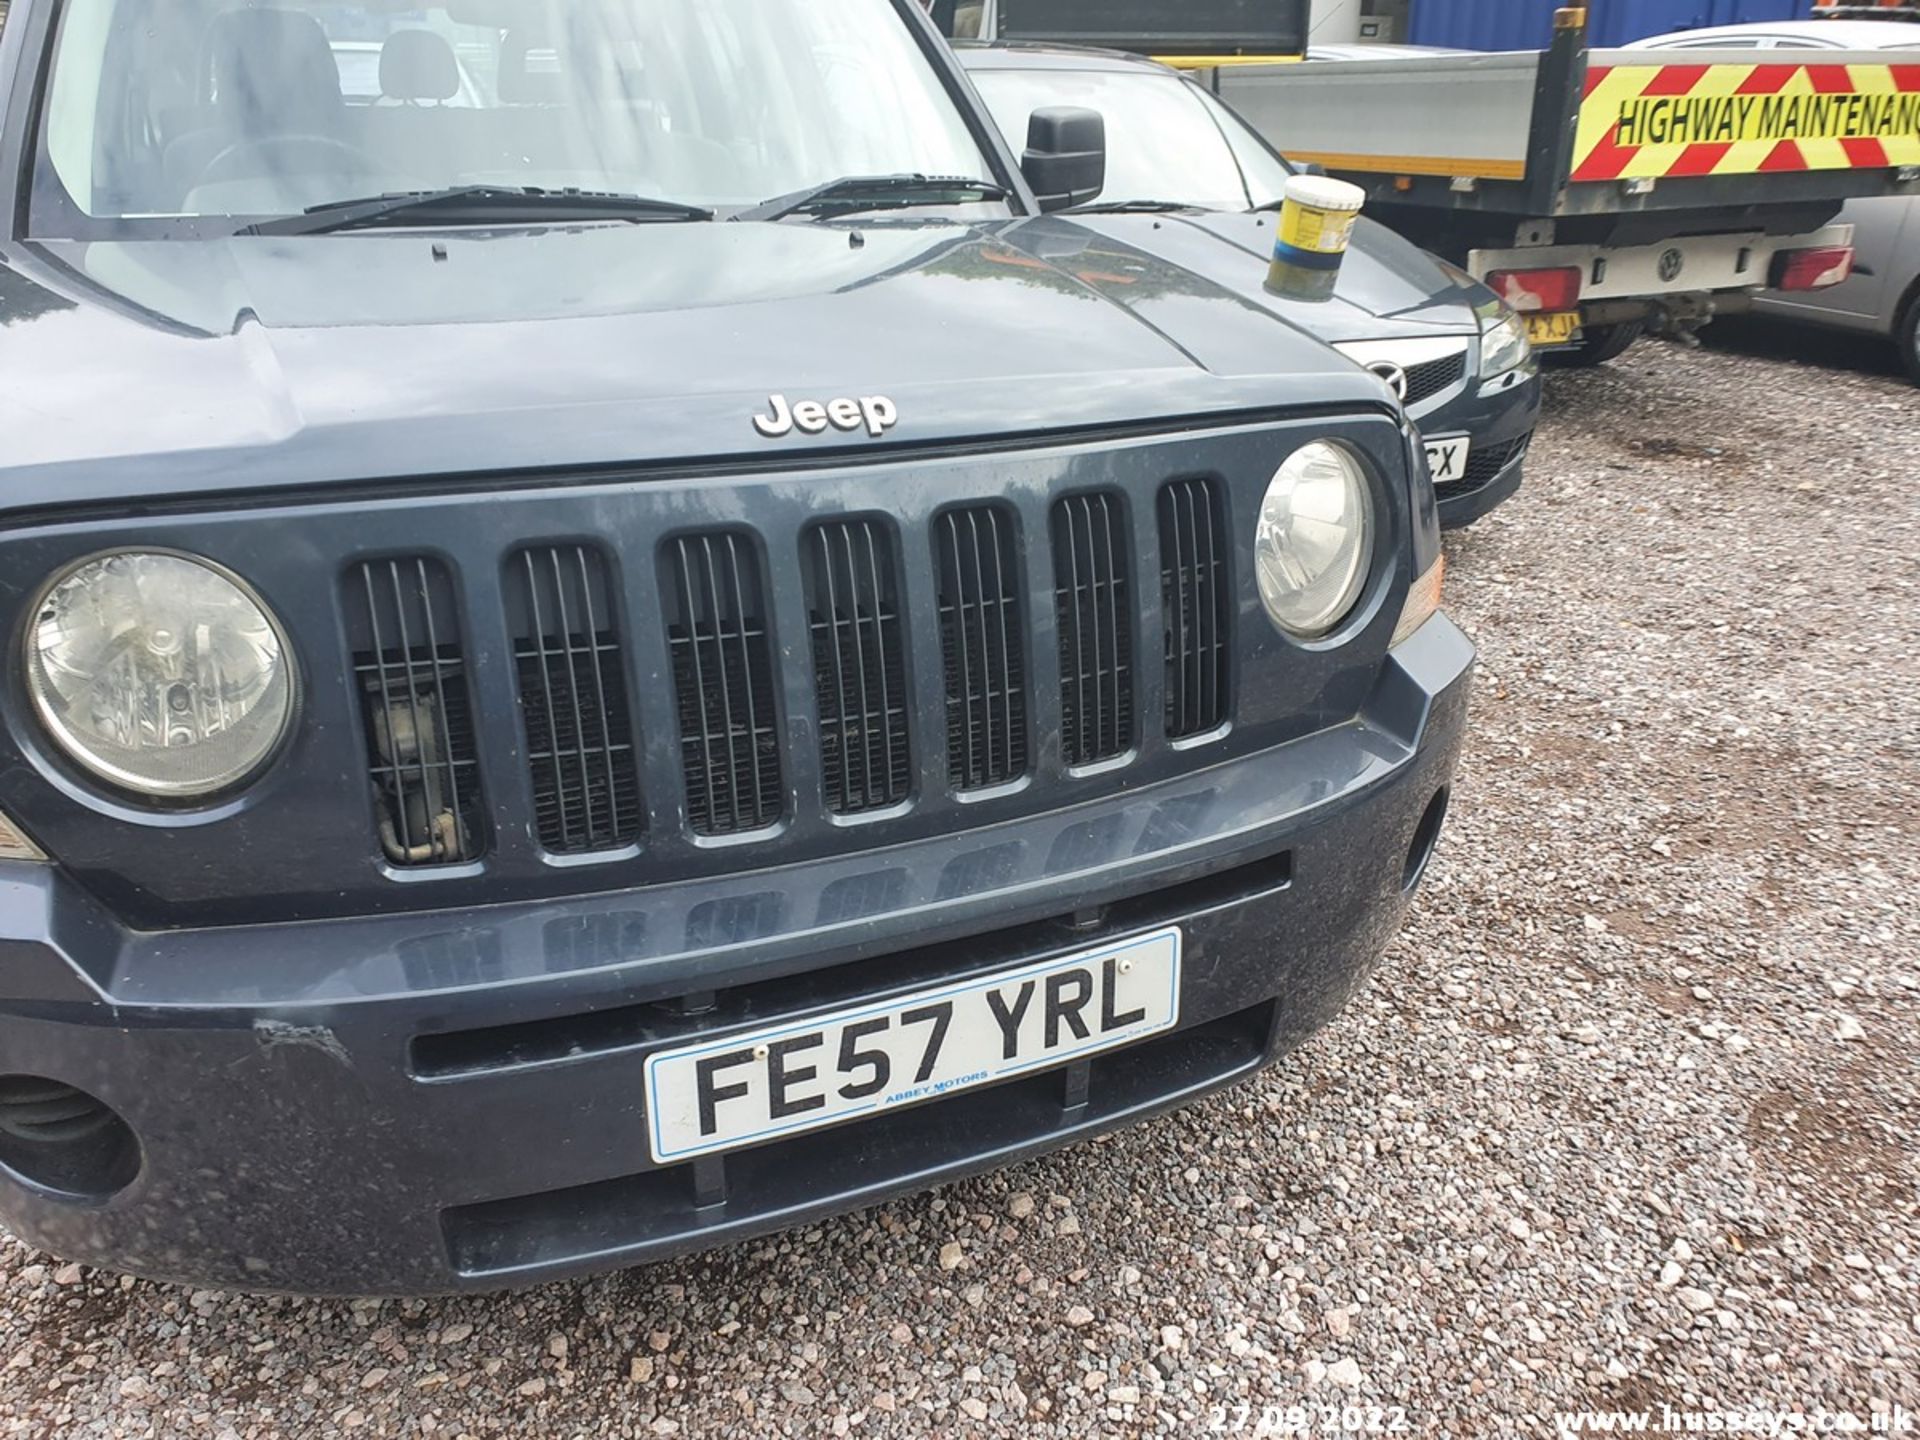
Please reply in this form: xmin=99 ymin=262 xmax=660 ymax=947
xmin=1255 ymin=441 xmax=1375 ymax=638
xmin=25 ymin=551 xmax=294 ymax=799
xmin=1478 ymin=298 xmax=1532 ymax=380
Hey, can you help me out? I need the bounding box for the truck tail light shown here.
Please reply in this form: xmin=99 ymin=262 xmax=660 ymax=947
xmin=1771 ymin=245 xmax=1855 ymax=293
xmin=1485 ymin=266 xmax=1581 ymax=313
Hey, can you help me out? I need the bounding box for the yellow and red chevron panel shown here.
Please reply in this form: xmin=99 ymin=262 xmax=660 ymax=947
xmin=1573 ymin=59 xmax=1920 ymax=182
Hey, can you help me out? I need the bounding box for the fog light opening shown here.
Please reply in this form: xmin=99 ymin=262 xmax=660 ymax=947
xmin=0 ymin=1076 xmax=141 ymax=1198
xmin=1403 ymin=788 xmax=1450 ymax=893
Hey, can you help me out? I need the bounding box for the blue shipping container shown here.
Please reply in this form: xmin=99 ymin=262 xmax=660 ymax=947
xmin=1408 ymin=0 xmax=1814 ymax=51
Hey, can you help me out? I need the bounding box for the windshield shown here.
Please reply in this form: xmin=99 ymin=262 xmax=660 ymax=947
xmin=969 ymin=66 xmax=1293 ymax=211
xmin=31 ymin=0 xmax=996 ymax=235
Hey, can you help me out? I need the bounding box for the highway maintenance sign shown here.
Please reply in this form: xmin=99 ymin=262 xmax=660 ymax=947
xmin=1573 ymin=60 xmax=1920 ymax=182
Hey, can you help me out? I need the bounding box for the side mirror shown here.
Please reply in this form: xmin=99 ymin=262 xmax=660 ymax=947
xmin=1294 ymin=160 xmax=1328 ymax=177
xmin=1021 ymin=106 xmax=1106 ymax=213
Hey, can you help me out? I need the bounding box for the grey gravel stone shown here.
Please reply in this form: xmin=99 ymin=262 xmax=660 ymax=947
xmin=1327 ymin=1358 xmax=1366 ymax=1390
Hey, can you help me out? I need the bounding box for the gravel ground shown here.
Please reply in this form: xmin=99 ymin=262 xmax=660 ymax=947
xmin=3 ymin=337 xmax=1916 ymax=1437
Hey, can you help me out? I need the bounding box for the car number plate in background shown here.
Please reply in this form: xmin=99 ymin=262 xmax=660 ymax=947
xmin=645 ymin=928 xmax=1183 ymax=1163
xmin=1423 ymin=435 xmax=1471 ymax=485
xmin=1525 ymin=310 xmax=1580 ymax=347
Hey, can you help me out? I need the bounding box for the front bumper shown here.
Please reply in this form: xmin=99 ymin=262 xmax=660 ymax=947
xmin=0 ymin=621 xmax=1472 ymax=1295
xmin=1415 ymin=367 xmax=1540 ymax=530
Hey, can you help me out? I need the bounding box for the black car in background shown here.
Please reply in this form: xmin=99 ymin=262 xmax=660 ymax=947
xmin=958 ymin=42 xmax=1543 ymax=528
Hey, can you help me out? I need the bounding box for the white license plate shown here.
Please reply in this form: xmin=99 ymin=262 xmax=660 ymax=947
xmin=1423 ymin=434 xmax=1471 ymax=485
xmin=645 ymin=928 xmax=1183 ymax=1163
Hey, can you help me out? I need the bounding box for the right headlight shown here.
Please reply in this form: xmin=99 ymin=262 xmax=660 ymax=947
xmin=1478 ymin=299 xmax=1532 ymax=380
xmin=25 ymin=551 xmax=295 ymax=799
xmin=1255 ymin=441 xmax=1375 ymax=638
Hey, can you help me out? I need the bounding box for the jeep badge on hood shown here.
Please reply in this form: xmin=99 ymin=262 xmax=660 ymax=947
xmin=753 ymin=393 xmax=899 ymax=439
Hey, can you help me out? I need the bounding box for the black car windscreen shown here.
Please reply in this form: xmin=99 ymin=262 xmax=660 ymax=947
xmin=990 ymin=0 xmax=1307 ymax=56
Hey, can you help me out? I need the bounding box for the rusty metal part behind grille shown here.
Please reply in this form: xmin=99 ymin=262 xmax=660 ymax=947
xmin=345 ymin=558 xmax=486 ymax=866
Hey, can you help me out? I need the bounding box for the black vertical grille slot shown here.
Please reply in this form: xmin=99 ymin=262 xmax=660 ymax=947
xmin=1159 ymin=478 xmax=1231 ymax=739
xmin=662 ymin=533 xmax=782 ymax=836
xmin=1052 ymin=492 xmax=1133 ymax=766
xmin=506 ymin=545 xmax=641 ymax=855
xmin=803 ymin=520 xmax=910 ymax=815
xmin=935 ymin=505 xmax=1028 ymax=791
xmin=345 ymin=558 xmax=487 ymax=867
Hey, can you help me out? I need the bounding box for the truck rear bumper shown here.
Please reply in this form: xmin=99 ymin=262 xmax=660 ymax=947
xmin=0 ymin=621 xmax=1472 ymax=1295
xmin=1469 ymin=223 xmax=1855 ymax=306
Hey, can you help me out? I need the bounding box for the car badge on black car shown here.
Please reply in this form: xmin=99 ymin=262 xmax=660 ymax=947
xmin=1366 ymin=361 xmax=1410 ymax=402
xmin=753 ymin=393 xmax=899 ymax=439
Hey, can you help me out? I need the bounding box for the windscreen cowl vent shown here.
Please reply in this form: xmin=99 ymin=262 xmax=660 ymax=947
xmin=345 ymin=557 xmax=487 ymax=868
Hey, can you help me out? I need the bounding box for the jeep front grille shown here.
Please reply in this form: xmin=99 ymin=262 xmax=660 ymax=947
xmin=314 ymin=437 xmax=1334 ymax=880
xmin=1158 ymin=478 xmax=1231 ymax=739
xmin=507 ymin=544 xmax=642 ymax=855
xmin=935 ymin=505 xmax=1029 ymax=792
xmin=1052 ymin=492 xmax=1133 ymax=767
xmin=345 ymin=558 xmax=487 ymax=867
xmin=663 ymin=532 xmax=783 ymax=837
xmin=803 ymin=519 xmax=911 ymax=816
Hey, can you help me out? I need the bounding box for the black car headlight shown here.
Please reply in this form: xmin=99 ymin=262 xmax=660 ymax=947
xmin=1478 ymin=299 xmax=1533 ymax=381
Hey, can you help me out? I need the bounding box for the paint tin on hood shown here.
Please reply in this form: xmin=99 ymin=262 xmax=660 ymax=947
xmin=1266 ymin=174 xmax=1367 ymax=302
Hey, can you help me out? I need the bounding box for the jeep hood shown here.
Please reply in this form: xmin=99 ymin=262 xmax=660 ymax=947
xmin=0 ymin=217 xmax=1389 ymax=513
xmin=1072 ymin=212 xmax=1489 ymax=345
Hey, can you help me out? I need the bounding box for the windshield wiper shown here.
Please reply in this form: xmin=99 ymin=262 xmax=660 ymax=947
xmin=237 ymin=186 xmax=714 ymax=237
xmin=730 ymin=174 xmax=1008 ymax=224
xmin=1069 ymin=199 xmax=1202 ymax=214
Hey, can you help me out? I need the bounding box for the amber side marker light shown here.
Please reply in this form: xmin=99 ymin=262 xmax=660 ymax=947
xmin=1392 ymin=553 xmax=1446 ymax=647
xmin=0 ymin=810 xmax=47 ymax=862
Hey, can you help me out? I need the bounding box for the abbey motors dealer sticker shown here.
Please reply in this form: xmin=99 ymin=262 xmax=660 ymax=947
xmin=1572 ymin=60 xmax=1920 ymax=181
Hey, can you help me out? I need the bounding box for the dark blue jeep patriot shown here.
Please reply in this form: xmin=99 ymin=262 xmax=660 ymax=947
xmin=0 ymin=0 xmax=1472 ymax=1294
